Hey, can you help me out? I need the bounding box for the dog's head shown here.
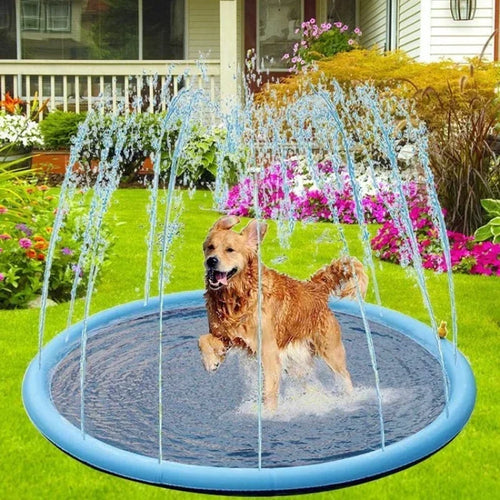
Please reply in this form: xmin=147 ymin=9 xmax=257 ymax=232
xmin=203 ymin=215 xmax=267 ymax=291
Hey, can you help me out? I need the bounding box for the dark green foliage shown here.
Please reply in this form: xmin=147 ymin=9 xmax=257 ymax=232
xmin=39 ymin=111 xmax=86 ymax=150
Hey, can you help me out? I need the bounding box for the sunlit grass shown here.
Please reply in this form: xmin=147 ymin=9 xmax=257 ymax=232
xmin=1 ymin=189 xmax=498 ymax=499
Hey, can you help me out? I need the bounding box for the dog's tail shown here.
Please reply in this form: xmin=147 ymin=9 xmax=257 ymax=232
xmin=310 ymin=256 xmax=368 ymax=299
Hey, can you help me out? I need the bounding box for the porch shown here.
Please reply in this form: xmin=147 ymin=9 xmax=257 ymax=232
xmin=0 ymin=59 xmax=221 ymax=118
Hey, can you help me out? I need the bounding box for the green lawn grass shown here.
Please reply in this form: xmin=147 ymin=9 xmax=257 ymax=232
xmin=1 ymin=189 xmax=498 ymax=499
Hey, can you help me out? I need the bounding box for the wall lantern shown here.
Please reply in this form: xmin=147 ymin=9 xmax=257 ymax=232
xmin=450 ymin=0 xmax=477 ymax=20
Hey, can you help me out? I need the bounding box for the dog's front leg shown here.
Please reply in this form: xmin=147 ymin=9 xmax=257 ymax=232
xmin=261 ymin=339 xmax=281 ymax=411
xmin=198 ymin=333 xmax=227 ymax=372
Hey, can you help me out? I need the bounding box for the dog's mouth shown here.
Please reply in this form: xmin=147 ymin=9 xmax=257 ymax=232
xmin=207 ymin=268 xmax=238 ymax=290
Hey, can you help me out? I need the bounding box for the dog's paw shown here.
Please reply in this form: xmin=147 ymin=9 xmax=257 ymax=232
xmin=198 ymin=334 xmax=226 ymax=372
xmin=202 ymin=355 xmax=221 ymax=372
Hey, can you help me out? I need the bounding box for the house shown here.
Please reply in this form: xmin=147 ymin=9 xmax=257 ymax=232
xmin=0 ymin=0 xmax=498 ymax=115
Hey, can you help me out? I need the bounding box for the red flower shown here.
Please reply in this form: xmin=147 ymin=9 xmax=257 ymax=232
xmin=0 ymin=92 xmax=24 ymax=114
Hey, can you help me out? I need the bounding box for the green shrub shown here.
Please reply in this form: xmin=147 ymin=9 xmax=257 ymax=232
xmin=78 ymin=112 xmax=243 ymax=186
xmin=258 ymin=49 xmax=500 ymax=119
xmin=39 ymin=110 xmax=86 ymax=150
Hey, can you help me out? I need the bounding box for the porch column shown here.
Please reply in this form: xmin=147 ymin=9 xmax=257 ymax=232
xmin=219 ymin=0 xmax=239 ymax=109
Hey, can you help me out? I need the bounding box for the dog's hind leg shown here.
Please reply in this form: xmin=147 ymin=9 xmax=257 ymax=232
xmin=315 ymin=315 xmax=353 ymax=393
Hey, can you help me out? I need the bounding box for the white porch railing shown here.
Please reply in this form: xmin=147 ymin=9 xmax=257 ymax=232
xmin=0 ymin=60 xmax=221 ymax=119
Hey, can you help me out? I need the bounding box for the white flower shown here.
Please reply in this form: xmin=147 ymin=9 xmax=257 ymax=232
xmin=0 ymin=113 xmax=44 ymax=149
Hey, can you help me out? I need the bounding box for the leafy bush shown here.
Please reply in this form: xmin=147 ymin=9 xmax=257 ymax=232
xmin=258 ymin=49 xmax=499 ymax=114
xmin=78 ymin=112 xmax=241 ymax=186
xmin=0 ymin=181 xmax=111 ymax=308
xmin=475 ymin=199 xmax=500 ymax=243
xmin=39 ymin=110 xmax=86 ymax=150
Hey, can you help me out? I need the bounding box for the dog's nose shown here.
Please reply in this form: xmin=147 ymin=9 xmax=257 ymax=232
xmin=206 ymin=256 xmax=218 ymax=269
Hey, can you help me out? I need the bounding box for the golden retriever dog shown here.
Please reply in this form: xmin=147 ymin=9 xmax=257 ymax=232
xmin=198 ymin=215 xmax=368 ymax=410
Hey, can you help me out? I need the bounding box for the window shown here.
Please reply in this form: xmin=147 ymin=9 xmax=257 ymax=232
xmin=326 ymin=0 xmax=356 ymax=28
xmin=16 ymin=0 xmax=185 ymax=60
xmin=21 ymin=0 xmax=71 ymax=32
xmin=21 ymin=0 xmax=41 ymax=31
xmin=257 ymin=0 xmax=302 ymax=71
xmin=46 ymin=0 xmax=71 ymax=32
xmin=0 ymin=0 xmax=14 ymax=30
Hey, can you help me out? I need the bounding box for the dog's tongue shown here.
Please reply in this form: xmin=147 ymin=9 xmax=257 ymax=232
xmin=215 ymin=271 xmax=228 ymax=285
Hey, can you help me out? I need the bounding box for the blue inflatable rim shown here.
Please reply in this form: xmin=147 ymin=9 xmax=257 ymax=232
xmin=22 ymin=290 xmax=476 ymax=494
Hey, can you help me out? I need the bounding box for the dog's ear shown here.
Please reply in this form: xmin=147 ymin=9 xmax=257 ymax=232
xmin=211 ymin=215 xmax=240 ymax=231
xmin=241 ymin=220 xmax=268 ymax=248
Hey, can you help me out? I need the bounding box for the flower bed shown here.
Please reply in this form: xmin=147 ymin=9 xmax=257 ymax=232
xmin=0 ymin=183 xmax=111 ymax=308
xmin=371 ymin=204 xmax=500 ymax=276
xmin=225 ymin=159 xmax=419 ymax=224
xmin=224 ymin=160 xmax=500 ymax=276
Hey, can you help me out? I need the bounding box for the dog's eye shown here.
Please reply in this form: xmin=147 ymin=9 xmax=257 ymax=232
xmin=226 ymin=247 xmax=234 ymax=253
xmin=207 ymin=244 xmax=215 ymax=251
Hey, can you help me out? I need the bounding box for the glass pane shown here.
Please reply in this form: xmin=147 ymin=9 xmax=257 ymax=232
xmin=46 ymin=1 xmax=71 ymax=32
xmin=143 ymin=0 xmax=184 ymax=60
xmin=0 ymin=0 xmax=16 ymax=58
xmin=21 ymin=0 xmax=139 ymax=60
xmin=21 ymin=0 xmax=41 ymax=30
xmin=326 ymin=0 xmax=356 ymax=29
xmin=258 ymin=0 xmax=302 ymax=70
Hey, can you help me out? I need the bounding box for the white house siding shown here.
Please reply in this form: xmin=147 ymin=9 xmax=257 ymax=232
xmin=186 ymin=0 xmax=221 ymax=59
xmin=428 ymin=0 xmax=495 ymax=61
xmin=398 ymin=0 xmax=420 ymax=58
xmin=359 ymin=0 xmax=388 ymax=50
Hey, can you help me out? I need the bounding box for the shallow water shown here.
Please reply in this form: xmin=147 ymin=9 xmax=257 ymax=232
xmin=51 ymin=305 xmax=445 ymax=468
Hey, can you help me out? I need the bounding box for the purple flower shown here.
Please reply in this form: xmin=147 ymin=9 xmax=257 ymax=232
xmin=0 ymin=272 xmax=4 ymax=281
xmin=61 ymin=247 xmax=74 ymax=256
xmin=15 ymin=223 xmax=33 ymax=236
xmin=19 ymin=238 xmax=32 ymax=249
xmin=72 ymin=264 xmax=83 ymax=277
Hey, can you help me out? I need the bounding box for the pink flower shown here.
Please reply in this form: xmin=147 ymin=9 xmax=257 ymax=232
xmin=19 ymin=238 xmax=32 ymax=249
xmin=0 ymin=272 xmax=4 ymax=281
xmin=354 ymin=27 xmax=362 ymax=35
xmin=348 ymin=39 xmax=355 ymax=45
xmin=334 ymin=21 xmax=343 ymax=28
xmin=282 ymin=53 xmax=290 ymax=60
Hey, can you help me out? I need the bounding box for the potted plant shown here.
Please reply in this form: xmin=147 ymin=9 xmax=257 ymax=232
xmin=0 ymin=93 xmax=45 ymax=167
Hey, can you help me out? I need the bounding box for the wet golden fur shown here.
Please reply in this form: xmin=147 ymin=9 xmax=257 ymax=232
xmin=198 ymin=215 xmax=368 ymax=410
